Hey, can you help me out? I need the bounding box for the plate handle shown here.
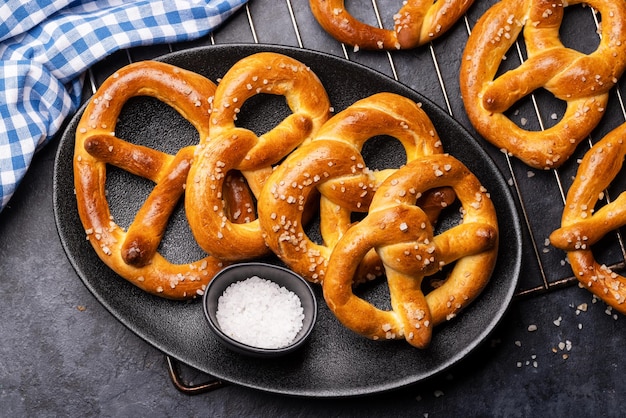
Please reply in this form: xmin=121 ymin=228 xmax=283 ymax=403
xmin=166 ymin=356 xmax=226 ymax=394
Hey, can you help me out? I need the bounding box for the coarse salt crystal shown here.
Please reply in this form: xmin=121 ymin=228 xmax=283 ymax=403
xmin=216 ymin=276 xmax=305 ymax=349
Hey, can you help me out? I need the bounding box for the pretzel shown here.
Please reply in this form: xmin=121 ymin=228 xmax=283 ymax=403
xmin=322 ymin=154 xmax=498 ymax=348
xmin=309 ymin=0 xmax=475 ymax=50
xmin=185 ymin=52 xmax=332 ymax=261
xmin=550 ymin=122 xmax=626 ymax=313
xmin=460 ymin=0 xmax=626 ymax=169
xmin=258 ymin=92 xmax=453 ymax=284
xmin=73 ymin=60 xmax=245 ymax=300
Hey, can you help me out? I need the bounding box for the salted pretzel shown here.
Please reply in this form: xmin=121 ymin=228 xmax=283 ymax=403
xmin=185 ymin=52 xmax=332 ymax=261
xmin=309 ymin=0 xmax=474 ymax=50
xmin=258 ymin=92 xmax=454 ymax=284
xmin=322 ymin=154 xmax=498 ymax=348
xmin=550 ymin=122 xmax=626 ymax=313
xmin=73 ymin=61 xmax=246 ymax=300
xmin=460 ymin=0 xmax=626 ymax=169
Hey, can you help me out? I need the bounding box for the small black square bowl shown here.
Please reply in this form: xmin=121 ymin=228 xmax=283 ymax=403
xmin=203 ymin=262 xmax=318 ymax=358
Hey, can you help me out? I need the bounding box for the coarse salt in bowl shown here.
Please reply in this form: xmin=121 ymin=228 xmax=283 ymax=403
xmin=203 ymin=262 xmax=317 ymax=357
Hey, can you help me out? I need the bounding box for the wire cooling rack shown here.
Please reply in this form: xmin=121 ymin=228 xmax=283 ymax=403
xmin=80 ymin=0 xmax=626 ymax=392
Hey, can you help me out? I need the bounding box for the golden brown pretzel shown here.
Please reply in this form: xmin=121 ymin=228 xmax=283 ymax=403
xmin=309 ymin=0 xmax=475 ymax=50
xmin=550 ymin=122 xmax=626 ymax=313
xmin=74 ymin=60 xmax=234 ymax=300
xmin=185 ymin=52 xmax=332 ymax=261
xmin=322 ymin=154 xmax=498 ymax=348
xmin=460 ymin=0 xmax=626 ymax=169
xmin=258 ymin=92 xmax=450 ymax=284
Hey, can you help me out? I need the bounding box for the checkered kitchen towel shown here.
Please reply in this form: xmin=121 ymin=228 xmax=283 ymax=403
xmin=0 ymin=0 xmax=248 ymax=213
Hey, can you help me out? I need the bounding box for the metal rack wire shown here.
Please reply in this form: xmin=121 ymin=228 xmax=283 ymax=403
xmin=82 ymin=0 xmax=626 ymax=393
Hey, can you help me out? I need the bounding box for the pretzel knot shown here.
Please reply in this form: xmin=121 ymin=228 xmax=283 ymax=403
xmin=322 ymin=154 xmax=498 ymax=348
xmin=185 ymin=52 xmax=332 ymax=261
xmin=309 ymin=0 xmax=475 ymax=50
xmin=550 ymin=123 xmax=626 ymax=313
xmin=258 ymin=92 xmax=454 ymax=284
xmin=73 ymin=61 xmax=245 ymax=300
xmin=461 ymin=0 xmax=626 ymax=169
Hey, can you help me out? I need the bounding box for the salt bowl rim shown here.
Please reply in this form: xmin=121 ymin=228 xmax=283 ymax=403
xmin=202 ymin=262 xmax=318 ymax=358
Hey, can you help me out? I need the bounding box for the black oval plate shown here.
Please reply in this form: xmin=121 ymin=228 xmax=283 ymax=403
xmin=53 ymin=44 xmax=522 ymax=397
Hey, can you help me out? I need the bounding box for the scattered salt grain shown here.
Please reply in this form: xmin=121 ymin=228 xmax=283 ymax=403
xmin=216 ymin=276 xmax=305 ymax=349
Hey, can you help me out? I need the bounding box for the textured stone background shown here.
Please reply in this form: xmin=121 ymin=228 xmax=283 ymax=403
xmin=2 ymin=1 xmax=626 ymax=415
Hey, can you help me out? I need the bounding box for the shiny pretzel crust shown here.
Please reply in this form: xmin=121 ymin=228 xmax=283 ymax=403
xmin=322 ymin=154 xmax=498 ymax=348
xmin=460 ymin=0 xmax=626 ymax=169
xmin=73 ymin=61 xmax=232 ymax=300
xmin=309 ymin=0 xmax=474 ymax=50
xmin=258 ymin=92 xmax=452 ymax=284
xmin=185 ymin=52 xmax=332 ymax=261
xmin=550 ymin=122 xmax=626 ymax=313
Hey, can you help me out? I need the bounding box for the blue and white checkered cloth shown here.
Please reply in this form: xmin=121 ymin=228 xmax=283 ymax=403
xmin=0 ymin=0 xmax=247 ymax=213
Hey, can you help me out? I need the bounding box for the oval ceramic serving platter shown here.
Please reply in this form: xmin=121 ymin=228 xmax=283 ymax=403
xmin=53 ymin=44 xmax=522 ymax=397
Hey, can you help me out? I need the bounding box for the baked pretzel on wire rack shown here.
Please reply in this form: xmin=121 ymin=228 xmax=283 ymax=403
xmin=258 ymin=92 xmax=455 ymax=284
xmin=309 ymin=0 xmax=475 ymax=50
xmin=322 ymin=154 xmax=498 ymax=348
xmin=185 ymin=52 xmax=332 ymax=261
xmin=460 ymin=0 xmax=626 ymax=169
xmin=73 ymin=61 xmax=248 ymax=300
xmin=550 ymin=122 xmax=626 ymax=314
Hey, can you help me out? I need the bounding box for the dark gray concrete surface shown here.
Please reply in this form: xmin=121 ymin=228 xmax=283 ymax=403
xmin=2 ymin=1 xmax=626 ymax=416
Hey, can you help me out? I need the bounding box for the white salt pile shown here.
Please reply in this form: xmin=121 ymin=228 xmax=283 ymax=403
xmin=216 ymin=276 xmax=305 ymax=349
